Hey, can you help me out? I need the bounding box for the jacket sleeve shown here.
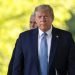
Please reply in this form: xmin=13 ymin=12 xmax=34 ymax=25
xmin=12 ymin=34 xmax=24 ymax=75
xmin=68 ymin=33 xmax=75 ymax=75
xmin=7 ymin=46 xmax=17 ymax=75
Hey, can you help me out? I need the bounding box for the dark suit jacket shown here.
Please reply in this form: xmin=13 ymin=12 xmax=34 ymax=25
xmin=7 ymin=27 xmax=75 ymax=75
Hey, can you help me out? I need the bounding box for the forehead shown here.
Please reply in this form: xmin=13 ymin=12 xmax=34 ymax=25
xmin=35 ymin=11 xmax=50 ymax=16
xmin=30 ymin=16 xmax=35 ymax=21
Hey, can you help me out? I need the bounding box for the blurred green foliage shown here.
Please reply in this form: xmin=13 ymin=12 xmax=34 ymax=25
xmin=0 ymin=0 xmax=75 ymax=75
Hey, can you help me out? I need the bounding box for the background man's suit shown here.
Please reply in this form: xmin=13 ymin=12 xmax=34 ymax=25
xmin=7 ymin=27 xmax=75 ymax=75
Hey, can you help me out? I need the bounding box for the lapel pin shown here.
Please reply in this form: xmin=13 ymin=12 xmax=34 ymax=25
xmin=56 ymin=35 xmax=59 ymax=38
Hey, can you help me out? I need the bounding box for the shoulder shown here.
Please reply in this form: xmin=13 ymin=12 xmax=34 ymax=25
xmin=53 ymin=27 xmax=75 ymax=44
xmin=53 ymin=27 xmax=72 ymax=36
xmin=52 ymin=27 xmax=74 ymax=41
xmin=18 ymin=28 xmax=37 ymax=39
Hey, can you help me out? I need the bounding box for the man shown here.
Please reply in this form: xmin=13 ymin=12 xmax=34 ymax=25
xmin=30 ymin=13 xmax=37 ymax=29
xmin=7 ymin=13 xmax=37 ymax=75
xmin=8 ymin=4 xmax=75 ymax=75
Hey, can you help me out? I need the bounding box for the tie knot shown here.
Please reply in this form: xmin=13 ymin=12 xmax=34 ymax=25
xmin=42 ymin=33 xmax=47 ymax=37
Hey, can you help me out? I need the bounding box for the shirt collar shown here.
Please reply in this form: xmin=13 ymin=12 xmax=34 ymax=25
xmin=38 ymin=26 xmax=52 ymax=37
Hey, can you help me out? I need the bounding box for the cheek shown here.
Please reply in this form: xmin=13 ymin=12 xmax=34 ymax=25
xmin=35 ymin=18 xmax=38 ymax=23
xmin=48 ymin=19 xmax=53 ymax=23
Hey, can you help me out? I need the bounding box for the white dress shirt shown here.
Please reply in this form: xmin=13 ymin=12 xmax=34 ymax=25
xmin=38 ymin=26 xmax=52 ymax=62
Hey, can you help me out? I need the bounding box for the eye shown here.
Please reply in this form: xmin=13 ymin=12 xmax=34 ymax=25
xmin=44 ymin=16 xmax=48 ymax=18
xmin=38 ymin=16 xmax=42 ymax=18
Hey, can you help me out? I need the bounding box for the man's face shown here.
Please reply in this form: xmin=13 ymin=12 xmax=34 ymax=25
xmin=35 ymin=11 xmax=53 ymax=32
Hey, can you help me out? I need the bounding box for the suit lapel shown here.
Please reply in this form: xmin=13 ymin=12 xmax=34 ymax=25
xmin=49 ymin=27 xmax=60 ymax=68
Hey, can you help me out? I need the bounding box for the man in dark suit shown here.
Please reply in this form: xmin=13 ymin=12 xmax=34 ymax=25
xmin=7 ymin=4 xmax=75 ymax=75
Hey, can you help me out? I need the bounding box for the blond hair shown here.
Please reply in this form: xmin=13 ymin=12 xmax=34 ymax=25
xmin=34 ymin=4 xmax=54 ymax=20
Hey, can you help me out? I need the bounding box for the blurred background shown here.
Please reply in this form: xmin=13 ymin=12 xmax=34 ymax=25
xmin=0 ymin=0 xmax=75 ymax=75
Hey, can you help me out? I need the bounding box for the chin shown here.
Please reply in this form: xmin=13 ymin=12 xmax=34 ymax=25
xmin=40 ymin=28 xmax=47 ymax=32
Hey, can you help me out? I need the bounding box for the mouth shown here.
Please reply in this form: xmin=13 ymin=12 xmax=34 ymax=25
xmin=40 ymin=23 xmax=47 ymax=26
xmin=40 ymin=21 xmax=46 ymax=24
